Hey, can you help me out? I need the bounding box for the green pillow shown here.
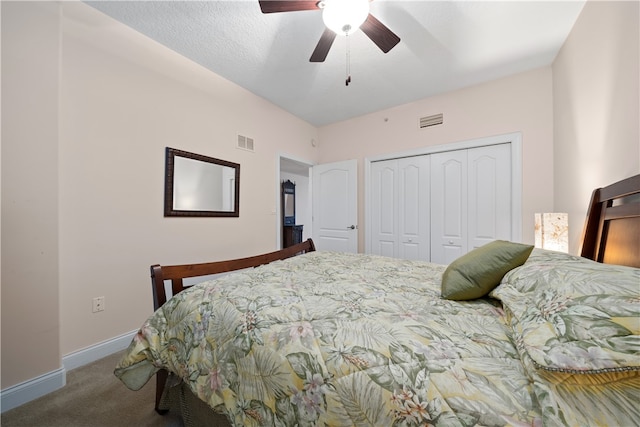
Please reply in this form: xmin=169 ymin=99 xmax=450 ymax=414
xmin=441 ymin=240 xmax=534 ymax=301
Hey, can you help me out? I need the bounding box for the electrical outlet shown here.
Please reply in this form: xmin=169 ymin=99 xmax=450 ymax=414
xmin=92 ymin=296 xmax=105 ymax=313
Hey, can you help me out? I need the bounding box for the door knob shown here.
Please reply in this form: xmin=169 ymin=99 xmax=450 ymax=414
xmin=347 ymin=225 xmax=356 ymax=230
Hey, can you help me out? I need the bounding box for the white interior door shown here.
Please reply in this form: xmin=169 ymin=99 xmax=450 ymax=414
xmin=369 ymin=156 xmax=430 ymax=261
xmin=431 ymin=144 xmax=512 ymax=264
xmin=398 ymin=156 xmax=430 ymax=261
xmin=468 ymin=143 xmax=512 ymax=250
xmin=370 ymin=160 xmax=398 ymax=257
xmin=312 ymin=159 xmax=358 ymax=253
xmin=431 ymin=150 xmax=467 ymax=264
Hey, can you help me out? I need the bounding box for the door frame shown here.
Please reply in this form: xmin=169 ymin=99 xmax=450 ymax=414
xmin=364 ymin=132 xmax=523 ymax=254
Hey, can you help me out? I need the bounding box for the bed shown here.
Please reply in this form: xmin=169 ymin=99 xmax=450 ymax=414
xmin=115 ymin=174 xmax=640 ymax=426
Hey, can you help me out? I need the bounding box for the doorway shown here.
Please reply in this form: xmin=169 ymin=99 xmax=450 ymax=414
xmin=278 ymin=156 xmax=313 ymax=249
xmin=278 ymin=156 xmax=359 ymax=253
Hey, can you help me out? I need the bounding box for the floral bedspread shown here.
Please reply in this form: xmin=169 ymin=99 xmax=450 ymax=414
xmin=116 ymin=250 xmax=640 ymax=426
xmin=492 ymin=249 xmax=640 ymax=427
xmin=116 ymin=251 xmax=540 ymax=426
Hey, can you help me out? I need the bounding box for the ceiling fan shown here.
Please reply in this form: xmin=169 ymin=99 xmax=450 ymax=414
xmin=259 ymin=0 xmax=401 ymax=63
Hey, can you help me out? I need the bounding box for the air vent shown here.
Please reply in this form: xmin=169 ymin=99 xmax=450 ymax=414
xmin=419 ymin=113 xmax=444 ymax=129
xmin=237 ymin=134 xmax=254 ymax=152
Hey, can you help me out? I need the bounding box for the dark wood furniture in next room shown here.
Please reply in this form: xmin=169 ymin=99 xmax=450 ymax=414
xmin=281 ymin=179 xmax=303 ymax=248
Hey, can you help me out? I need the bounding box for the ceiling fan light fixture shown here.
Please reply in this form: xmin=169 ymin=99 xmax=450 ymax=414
xmin=322 ymin=0 xmax=369 ymax=36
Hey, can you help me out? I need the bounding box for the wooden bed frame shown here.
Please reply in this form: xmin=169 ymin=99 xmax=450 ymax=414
xmin=147 ymin=173 xmax=640 ymax=416
xmin=149 ymin=238 xmax=316 ymax=413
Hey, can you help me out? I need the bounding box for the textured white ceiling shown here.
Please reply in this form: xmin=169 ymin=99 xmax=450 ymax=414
xmin=85 ymin=0 xmax=585 ymax=126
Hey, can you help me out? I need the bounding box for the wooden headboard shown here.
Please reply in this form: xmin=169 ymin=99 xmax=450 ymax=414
xmin=580 ymin=174 xmax=640 ymax=268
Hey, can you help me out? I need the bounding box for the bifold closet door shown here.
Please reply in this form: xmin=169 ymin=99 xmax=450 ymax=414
xmin=398 ymin=156 xmax=430 ymax=261
xmin=430 ymin=144 xmax=512 ymax=265
xmin=430 ymin=150 xmax=467 ymax=265
xmin=468 ymin=143 xmax=511 ymax=251
xmin=370 ymin=160 xmax=398 ymax=257
xmin=370 ymin=156 xmax=430 ymax=260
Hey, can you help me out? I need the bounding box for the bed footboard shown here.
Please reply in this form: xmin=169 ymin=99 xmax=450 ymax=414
xmin=151 ymin=238 xmax=316 ymax=310
xmin=148 ymin=238 xmax=316 ymax=414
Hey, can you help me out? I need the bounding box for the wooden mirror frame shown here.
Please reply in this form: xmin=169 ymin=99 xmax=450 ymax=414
xmin=282 ymin=179 xmax=296 ymax=226
xmin=164 ymin=147 xmax=240 ymax=217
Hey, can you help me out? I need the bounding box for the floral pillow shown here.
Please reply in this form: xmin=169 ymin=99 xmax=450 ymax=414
xmin=491 ymin=249 xmax=640 ymax=373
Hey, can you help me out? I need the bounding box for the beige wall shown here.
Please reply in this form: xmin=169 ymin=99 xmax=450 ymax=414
xmin=2 ymin=1 xmax=318 ymax=389
xmin=318 ymin=68 xmax=555 ymax=251
xmin=553 ymin=0 xmax=639 ymax=253
xmin=1 ymin=2 xmax=62 ymax=389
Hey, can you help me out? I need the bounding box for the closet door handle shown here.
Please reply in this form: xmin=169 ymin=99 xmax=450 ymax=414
xmin=347 ymin=225 xmax=356 ymax=230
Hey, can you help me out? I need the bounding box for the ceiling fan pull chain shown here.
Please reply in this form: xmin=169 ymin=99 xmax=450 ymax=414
xmin=346 ymin=33 xmax=351 ymax=86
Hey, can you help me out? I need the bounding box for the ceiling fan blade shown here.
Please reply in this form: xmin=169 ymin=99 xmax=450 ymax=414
xmin=310 ymin=28 xmax=336 ymax=62
xmin=259 ymin=1 xmax=320 ymax=13
xmin=360 ymin=13 xmax=400 ymax=53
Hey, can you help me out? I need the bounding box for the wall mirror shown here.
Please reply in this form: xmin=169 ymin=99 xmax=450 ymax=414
xmin=282 ymin=180 xmax=296 ymax=225
xmin=164 ymin=147 xmax=240 ymax=217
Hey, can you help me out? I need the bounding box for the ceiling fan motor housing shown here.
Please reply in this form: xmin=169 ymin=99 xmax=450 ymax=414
xmin=321 ymin=0 xmax=370 ymax=35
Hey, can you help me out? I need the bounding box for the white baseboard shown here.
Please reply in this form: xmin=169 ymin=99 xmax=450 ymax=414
xmin=62 ymin=329 xmax=137 ymax=371
xmin=0 ymin=329 xmax=137 ymax=413
xmin=0 ymin=368 xmax=66 ymax=413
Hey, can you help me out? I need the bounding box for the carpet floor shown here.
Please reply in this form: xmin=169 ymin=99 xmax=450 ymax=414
xmin=1 ymin=351 xmax=186 ymax=427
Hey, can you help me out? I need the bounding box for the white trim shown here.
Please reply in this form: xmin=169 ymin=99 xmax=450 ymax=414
xmin=1 ymin=368 xmax=66 ymax=413
xmin=367 ymin=132 xmax=522 ymax=162
xmin=0 ymin=329 xmax=138 ymax=413
xmin=365 ymin=132 xmax=523 ymax=254
xmin=62 ymin=329 xmax=138 ymax=371
xmin=364 ymin=157 xmax=373 ymax=254
xmin=510 ymin=134 xmax=523 ymax=242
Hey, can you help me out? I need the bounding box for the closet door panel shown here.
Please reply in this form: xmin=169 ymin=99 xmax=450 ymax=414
xmin=370 ymin=141 xmax=513 ymax=263
xmin=371 ymin=160 xmax=398 ymax=256
xmin=468 ymin=144 xmax=512 ymax=250
xmin=431 ymin=150 xmax=467 ymax=264
xmin=398 ymin=156 xmax=430 ymax=261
